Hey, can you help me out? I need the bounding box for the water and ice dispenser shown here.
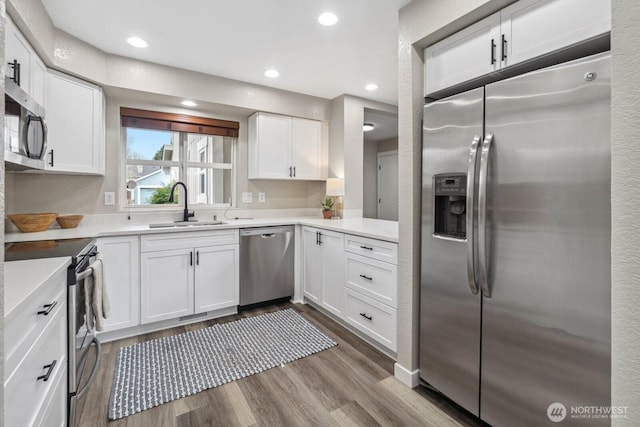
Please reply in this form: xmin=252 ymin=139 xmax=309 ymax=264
xmin=433 ymin=174 xmax=467 ymax=239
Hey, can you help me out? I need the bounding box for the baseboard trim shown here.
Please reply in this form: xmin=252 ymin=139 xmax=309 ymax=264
xmin=394 ymin=363 xmax=420 ymax=388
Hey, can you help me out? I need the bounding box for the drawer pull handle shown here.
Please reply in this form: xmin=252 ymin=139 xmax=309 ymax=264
xmin=359 ymin=312 xmax=373 ymax=321
xmin=359 ymin=274 xmax=373 ymax=281
xmin=37 ymin=360 xmax=57 ymax=382
xmin=360 ymin=245 xmax=373 ymax=251
xmin=37 ymin=301 xmax=57 ymax=316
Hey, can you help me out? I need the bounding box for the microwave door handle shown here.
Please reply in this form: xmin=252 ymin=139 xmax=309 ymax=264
xmin=466 ymin=135 xmax=481 ymax=295
xmin=40 ymin=116 xmax=48 ymax=159
xmin=478 ymin=133 xmax=493 ymax=298
xmin=76 ymin=336 xmax=102 ymax=399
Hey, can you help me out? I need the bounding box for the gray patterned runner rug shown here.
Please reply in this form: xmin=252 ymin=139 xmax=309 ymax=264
xmin=108 ymin=308 xmax=337 ymax=420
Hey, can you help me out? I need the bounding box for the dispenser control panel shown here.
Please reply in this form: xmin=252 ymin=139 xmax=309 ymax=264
xmin=433 ymin=173 xmax=467 ymax=240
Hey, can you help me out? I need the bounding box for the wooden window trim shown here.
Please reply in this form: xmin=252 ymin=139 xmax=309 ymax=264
xmin=120 ymin=107 xmax=239 ymax=137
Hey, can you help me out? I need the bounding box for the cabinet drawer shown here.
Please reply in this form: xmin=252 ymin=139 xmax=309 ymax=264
xmin=141 ymin=229 xmax=239 ymax=252
xmin=34 ymin=363 xmax=67 ymax=427
xmin=344 ymin=234 xmax=397 ymax=264
xmin=5 ymin=267 xmax=66 ymax=377
xmin=345 ymin=253 xmax=397 ymax=308
xmin=5 ymin=302 xmax=67 ymax=427
xmin=344 ymin=288 xmax=397 ymax=352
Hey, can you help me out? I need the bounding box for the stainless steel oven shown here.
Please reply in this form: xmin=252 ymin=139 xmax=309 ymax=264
xmin=4 ymin=237 xmax=101 ymax=426
xmin=68 ymin=241 xmax=101 ymax=427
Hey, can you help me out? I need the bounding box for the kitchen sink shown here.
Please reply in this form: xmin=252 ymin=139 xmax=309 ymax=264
xmin=148 ymin=220 xmax=227 ymax=228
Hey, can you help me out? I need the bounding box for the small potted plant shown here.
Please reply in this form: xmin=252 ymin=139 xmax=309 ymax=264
xmin=320 ymin=197 xmax=334 ymax=219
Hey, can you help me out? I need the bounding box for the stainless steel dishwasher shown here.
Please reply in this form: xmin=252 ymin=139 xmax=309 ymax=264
xmin=239 ymin=226 xmax=294 ymax=307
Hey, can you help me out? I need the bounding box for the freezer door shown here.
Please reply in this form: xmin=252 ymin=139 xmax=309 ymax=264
xmin=481 ymin=53 xmax=611 ymax=427
xmin=420 ymin=87 xmax=483 ymax=416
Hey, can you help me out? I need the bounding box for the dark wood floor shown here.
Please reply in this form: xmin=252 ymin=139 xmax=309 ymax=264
xmin=76 ymin=302 xmax=480 ymax=426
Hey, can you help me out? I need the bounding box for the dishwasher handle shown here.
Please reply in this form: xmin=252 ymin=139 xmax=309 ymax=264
xmin=240 ymin=226 xmax=294 ymax=237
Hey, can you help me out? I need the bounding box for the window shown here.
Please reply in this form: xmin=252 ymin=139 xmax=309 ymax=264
xmin=121 ymin=108 xmax=239 ymax=207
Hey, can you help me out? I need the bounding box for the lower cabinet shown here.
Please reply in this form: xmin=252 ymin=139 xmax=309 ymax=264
xmin=97 ymin=235 xmax=140 ymax=331
xmin=140 ymin=230 xmax=239 ymax=324
xmin=303 ymin=226 xmax=398 ymax=353
xmin=302 ymin=226 xmax=345 ymax=317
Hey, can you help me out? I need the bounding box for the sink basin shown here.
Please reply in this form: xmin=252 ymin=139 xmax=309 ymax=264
xmin=149 ymin=220 xmax=227 ymax=228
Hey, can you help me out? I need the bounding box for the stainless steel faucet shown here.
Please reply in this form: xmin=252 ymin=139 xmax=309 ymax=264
xmin=168 ymin=181 xmax=195 ymax=222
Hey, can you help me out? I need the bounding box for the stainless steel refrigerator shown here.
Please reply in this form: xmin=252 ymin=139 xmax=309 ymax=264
xmin=420 ymin=52 xmax=611 ymax=426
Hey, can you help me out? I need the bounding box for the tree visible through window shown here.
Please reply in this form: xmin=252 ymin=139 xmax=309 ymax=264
xmin=121 ymin=108 xmax=239 ymax=207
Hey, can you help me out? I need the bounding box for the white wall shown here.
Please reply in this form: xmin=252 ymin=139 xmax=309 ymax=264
xmin=0 ymin=0 xmax=6 ymax=420
xmin=399 ymin=1 xmax=640 ymax=425
xmin=611 ymin=1 xmax=640 ymax=425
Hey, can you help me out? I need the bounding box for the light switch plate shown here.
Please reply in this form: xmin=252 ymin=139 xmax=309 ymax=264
xmin=104 ymin=192 xmax=115 ymax=205
xmin=258 ymin=192 xmax=266 ymax=203
xmin=242 ymin=192 xmax=253 ymax=203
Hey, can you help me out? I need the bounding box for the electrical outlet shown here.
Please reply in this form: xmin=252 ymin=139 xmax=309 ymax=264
xmin=242 ymin=192 xmax=253 ymax=203
xmin=258 ymin=192 xmax=266 ymax=203
xmin=104 ymin=192 xmax=115 ymax=206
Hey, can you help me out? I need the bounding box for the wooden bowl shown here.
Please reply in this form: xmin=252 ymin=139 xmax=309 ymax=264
xmin=8 ymin=213 xmax=58 ymax=233
xmin=56 ymin=215 xmax=84 ymax=229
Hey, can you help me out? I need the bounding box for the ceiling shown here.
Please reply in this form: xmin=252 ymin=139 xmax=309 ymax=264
xmin=41 ymin=0 xmax=410 ymax=106
xmin=364 ymin=109 xmax=399 ymax=142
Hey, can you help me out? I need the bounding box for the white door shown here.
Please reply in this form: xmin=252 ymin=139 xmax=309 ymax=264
xmin=250 ymin=113 xmax=292 ymax=179
xmin=194 ymin=244 xmax=239 ymax=313
xmin=96 ymin=236 xmax=140 ymax=331
xmin=140 ymin=248 xmax=194 ymax=323
xmin=5 ymin=17 xmax=32 ymax=93
xmin=302 ymin=227 xmax=323 ymax=303
xmin=291 ymin=118 xmax=322 ymax=180
xmin=377 ymin=151 xmax=399 ymax=221
xmin=319 ymin=230 xmax=345 ymax=317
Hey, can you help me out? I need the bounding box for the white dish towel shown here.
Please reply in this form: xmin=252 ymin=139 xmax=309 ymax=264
xmin=84 ymin=253 xmax=111 ymax=332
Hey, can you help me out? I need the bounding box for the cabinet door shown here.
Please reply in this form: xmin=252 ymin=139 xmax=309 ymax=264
xmin=45 ymin=70 xmax=105 ymax=175
xmin=501 ymin=0 xmax=610 ymax=68
xmin=291 ymin=118 xmax=325 ymax=180
xmin=302 ymin=227 xmax=323 ymax=303
xmin=30 ymin=55 xmax=47 ymax=107
xmin=248 ymin=113 xmax=292 ymax=179
xmin=96 ymin=236 xmax=140 ymax=331
xmin=5 ymin=17 xmax=32 ymax=93
xmin=319 ymin=230 xmax=345 ymax=317
xmin=425 ymin=12 xmax=501 ymax=95
xmin=140 ymin=248 xmax=194 ymax=324
xmin=194 ymin=244 xmax=239 ymax=313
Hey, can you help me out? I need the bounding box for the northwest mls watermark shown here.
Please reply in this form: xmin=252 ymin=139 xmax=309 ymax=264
xmin=547 ymin=402 xmax=629 ymax=422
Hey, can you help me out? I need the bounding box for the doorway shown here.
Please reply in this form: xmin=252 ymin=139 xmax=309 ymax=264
xmin=377 ymin=151 xmax=398 ymax=221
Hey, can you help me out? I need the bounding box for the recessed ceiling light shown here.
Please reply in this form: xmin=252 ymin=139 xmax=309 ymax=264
xmin=363 ymin=123 xmax=375 ymax=132
xmin=365 ymin=83 xmax=379 ymax=91
xmin=127 ymin=37 xmax=148 ymax=48
xmin=181 ymin=100 xmax=197 ymax=107
xmin=264 ymin=69 xmax=280 ymax=78
xmin=318 ymin=12 xmax=338 ymax=26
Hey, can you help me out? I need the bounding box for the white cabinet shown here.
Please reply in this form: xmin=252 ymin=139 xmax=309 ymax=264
xmin=343 ymin=234 xmax=398 ymax=352
xmin=425 ymin=13 xmax=501 ymax=96
xmin=4 ymin=263 xmax=68 ymax=427
xmin=45 ymin=69 xmax=105 ymax=175
xmin=424 ymin=0 xmax=611 ymax=95
xmin=140 ymin=230 xmax=239 ymax=324
xmin=302 ymin=226 xmax=344 ymax=317
xmin=248 ymin=112 xmax=327 ymax=180
xmin=5 ymin=15 xmax=46 ymax=105
xmin=96 ymin=236 xmax=140 ymax=331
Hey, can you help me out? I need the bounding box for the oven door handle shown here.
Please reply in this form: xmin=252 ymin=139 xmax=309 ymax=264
xmin=76 ymin=266 xmax=94 ymax=282
xmin=76 ymin=336 xmax=102 ymax=399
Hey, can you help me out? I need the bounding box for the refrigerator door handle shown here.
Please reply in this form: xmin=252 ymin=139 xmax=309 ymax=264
xmin=478 ymin=133 xmax=493 ymax=298
xmin=466 ymin=135 xmax=481 ymax=295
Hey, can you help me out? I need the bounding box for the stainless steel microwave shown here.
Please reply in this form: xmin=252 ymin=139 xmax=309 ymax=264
xmin=4 ymin=76 xmax=47 ymax=171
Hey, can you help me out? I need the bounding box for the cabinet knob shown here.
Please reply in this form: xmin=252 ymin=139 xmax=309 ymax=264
xmin=359 ymin=274 xmax=373 ymax=281
xmin=37 ymin=301 xmax=57 ymax=316
xmin=359 ymin=312 xmax=373 ymax=321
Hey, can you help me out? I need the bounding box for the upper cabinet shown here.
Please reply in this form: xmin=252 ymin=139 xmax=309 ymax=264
xmin=45 ymin=70 xmax=105 ymax=175
xmin=248 ymin=112 xmax=327 ymax=180
xmin=424 ymin=0 xmax=611 ymax=96
xmin=5 ymin=15 xmax=47 ymax=106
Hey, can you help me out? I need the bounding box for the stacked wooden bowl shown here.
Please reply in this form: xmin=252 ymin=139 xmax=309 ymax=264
xmin=8 ymin=213 xmax=59 ymax=232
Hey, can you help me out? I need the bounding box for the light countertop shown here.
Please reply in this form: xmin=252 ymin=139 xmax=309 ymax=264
xmin=5 ymin=216 xmax=398 ymax=243
xmin=4 ymin=257 xmax=71 ymax=319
